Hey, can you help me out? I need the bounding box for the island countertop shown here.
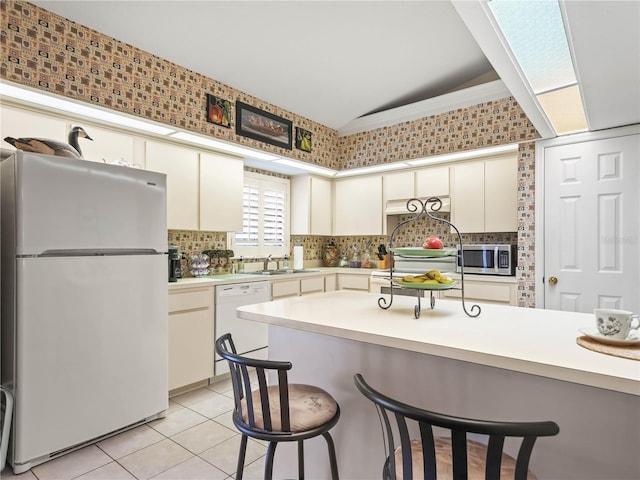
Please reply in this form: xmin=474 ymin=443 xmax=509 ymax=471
xmin=237 ymin=290 xmax=640 ymax=395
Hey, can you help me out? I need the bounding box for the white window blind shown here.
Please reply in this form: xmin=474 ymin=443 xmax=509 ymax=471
xmin=231 ymin=172 xmax=289 ymax=257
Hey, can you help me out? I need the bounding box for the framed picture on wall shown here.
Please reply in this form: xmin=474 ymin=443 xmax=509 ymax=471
xmin=295 ymin=127 xmax=312 ymax=152
xmin=236 ymin=101 xmax=292 ymax=150
xmin=206 ymin=94 xmax=231 ymax=128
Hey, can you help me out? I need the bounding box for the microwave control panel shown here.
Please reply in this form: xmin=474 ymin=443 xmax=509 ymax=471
xmin=498 ymin=249 xmax=511 ymax=268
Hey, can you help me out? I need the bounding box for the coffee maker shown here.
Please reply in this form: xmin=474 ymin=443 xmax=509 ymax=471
xmin=168 ymin=245 xmax=182 ymax=282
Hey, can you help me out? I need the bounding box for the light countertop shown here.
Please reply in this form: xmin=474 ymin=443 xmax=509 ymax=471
xmin=169 ymin=267 xmax=517 ymax=290
xmin=237 ymin=291 xmax=640 ymax=395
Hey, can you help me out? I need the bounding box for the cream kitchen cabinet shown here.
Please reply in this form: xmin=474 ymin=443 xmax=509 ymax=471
xmin=78 ymin=124 xmax=143 ymax=167
xmin=272 ymin=279 xmax=300 ymax=299
xmin=1 ymin=105 xmax=144 ymax=165
xmin=199 ymin=151 xmax=243 ymax=232
xmin=146 ymin=140 xmax=199 ymax=230
xmin=146 ymin=142 xmax=243 ymax=232
xmin=1 ymin=104 xmax=68 ymax=149
xmin=439 ymin=278 xmax=517 ymax=306
xmin=168 ymin=286 xmax=215 ymax=392
xmin=337 ymin=272 xmax=370 ymax=291
xmin=334 ymin=175 xmax=383 ymax=235
xmin=271 ymin=274 xmax=332 ymax=299
xmin=383 ymin=170 xmax=415 ymax=201
xmin=291 ymin=175 xmax=332 ymax=235
xmin=450 ymin=154 xmax=517 ymax=233
xmin=415 ymin=165 xmax=450 ymax=198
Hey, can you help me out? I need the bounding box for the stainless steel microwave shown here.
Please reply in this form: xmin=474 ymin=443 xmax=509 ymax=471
xmin=457 ymin=244 xmax=516 ymax=276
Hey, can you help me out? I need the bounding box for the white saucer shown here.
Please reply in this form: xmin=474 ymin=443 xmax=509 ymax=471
xmin=578 ymin=327 xmax=640 ymax=346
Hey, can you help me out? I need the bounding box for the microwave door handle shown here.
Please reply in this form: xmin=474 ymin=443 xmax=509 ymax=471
xmin=494 ymin=247 xmax=499 ymax=273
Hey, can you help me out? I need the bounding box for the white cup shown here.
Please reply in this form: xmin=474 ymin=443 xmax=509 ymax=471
xmin=594 ymin=309 xmax=640 ymax=339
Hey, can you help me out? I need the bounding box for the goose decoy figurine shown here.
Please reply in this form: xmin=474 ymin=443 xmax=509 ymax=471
xmin=4 ymin=126 xmax=93 ymax=159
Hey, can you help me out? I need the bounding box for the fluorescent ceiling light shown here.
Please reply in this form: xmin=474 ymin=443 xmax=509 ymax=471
xmin=334 ymin=162 xmax=410 ymax=178
xmin=0 ymin=82 xmax=175 ymax=136
xmin=488 ymin=0 xmax=575 ymax=94
xmin=169 ymin=132 xmax=279 ymax=161
xmin=487 ymin=0 xmax=588 ymax=136
xmin=273 ymin=159 xmax=337 ymax=176
xmin=406 ymin=143 xmax=518 ymax=167
xmin=536 ymin=85 xmax=587 ymax=134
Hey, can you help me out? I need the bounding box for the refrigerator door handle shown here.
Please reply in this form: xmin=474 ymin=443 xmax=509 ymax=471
xmin=38 ymin=249 xmax=165 ymax=257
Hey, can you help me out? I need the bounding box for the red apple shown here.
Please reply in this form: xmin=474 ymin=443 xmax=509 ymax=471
xmin=423 ymin=235 xmax=444 ymax=249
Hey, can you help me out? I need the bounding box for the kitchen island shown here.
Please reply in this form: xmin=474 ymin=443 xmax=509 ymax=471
xmin=238 ymin=291 xmax=640 ymax=480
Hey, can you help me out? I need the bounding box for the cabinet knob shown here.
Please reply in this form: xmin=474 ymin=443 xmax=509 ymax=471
xmin=548 ymin=276 xmax=558 ymax=285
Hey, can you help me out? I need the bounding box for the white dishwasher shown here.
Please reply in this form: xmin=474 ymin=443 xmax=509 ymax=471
xmin=214 ymin=281 xmax=271 ymax=375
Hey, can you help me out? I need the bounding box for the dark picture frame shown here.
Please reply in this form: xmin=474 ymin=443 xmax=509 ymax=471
xmin=295 ymin=127 xmax=312 ymax=152
xmin=236 ymin=101 xmax=292 ymax=150
xmin=206 ymin=94 xmax=231 ymax=128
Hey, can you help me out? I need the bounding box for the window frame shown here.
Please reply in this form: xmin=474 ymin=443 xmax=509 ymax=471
xmin=228 ymin=171 xmax=290 ymax=258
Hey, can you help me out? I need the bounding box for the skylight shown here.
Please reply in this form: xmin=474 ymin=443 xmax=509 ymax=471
xmin=488 ymin=0 xmax=587 ymax=135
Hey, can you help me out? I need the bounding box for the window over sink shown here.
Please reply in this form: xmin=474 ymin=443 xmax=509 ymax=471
xmin=229 ymin=171 xmax=290 ymax=258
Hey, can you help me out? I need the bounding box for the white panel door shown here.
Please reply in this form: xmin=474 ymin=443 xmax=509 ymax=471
xmin=544 ymin=134 xmax=639 ymax=313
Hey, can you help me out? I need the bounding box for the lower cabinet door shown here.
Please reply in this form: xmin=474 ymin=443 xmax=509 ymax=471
xmin=272 ymin=279 xmax=301 ymax=299
xmin=168 ymin=308 xmax=214 ymax=390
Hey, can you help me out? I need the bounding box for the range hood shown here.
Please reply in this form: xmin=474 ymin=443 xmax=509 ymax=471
xmin=385 ymin=197 xmax=450 ymax=215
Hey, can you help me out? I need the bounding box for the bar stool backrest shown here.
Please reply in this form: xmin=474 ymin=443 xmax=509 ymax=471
xmin=216 ymin=333 xmax=294 ymax=433
xmin=354 ymin=374 xmax=560 ymax=480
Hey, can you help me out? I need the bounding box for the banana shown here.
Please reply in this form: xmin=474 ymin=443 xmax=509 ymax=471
xmin=401 ymin=272 xmax=453 ymax=285
xmin=423 ymin=270 xmax=453 ymax=284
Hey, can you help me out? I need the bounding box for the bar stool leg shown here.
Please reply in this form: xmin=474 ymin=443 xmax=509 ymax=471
xmin=236 ymin=434 xmax=248 ymax=480
xmin=323 ymin=432 xmax=340 ymax=480
xmin=298 ymin=440 xmax=305 ymax=479
xmin=265 ymin=441 xmax=278 ymax=480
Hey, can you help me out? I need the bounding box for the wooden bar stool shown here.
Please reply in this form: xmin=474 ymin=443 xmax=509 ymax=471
xmin=216 ymin=333 xmax=340 ymax=480
xmin=354 ymin=374 xmax=559 ymax=480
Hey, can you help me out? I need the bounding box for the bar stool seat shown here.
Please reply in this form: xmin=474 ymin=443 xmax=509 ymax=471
xmin=241 ymin=384 xmax=338 ymax=432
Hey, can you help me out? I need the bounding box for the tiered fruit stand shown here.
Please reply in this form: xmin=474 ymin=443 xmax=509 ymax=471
xmin=377 ymin=197 xmax=481 ymax=319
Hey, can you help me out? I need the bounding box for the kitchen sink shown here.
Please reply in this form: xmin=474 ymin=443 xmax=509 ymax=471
xmin=241 ymin=269 xmax=319 ymax=275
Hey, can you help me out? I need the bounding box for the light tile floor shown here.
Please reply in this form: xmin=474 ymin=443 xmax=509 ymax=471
xmin=0 ymin=377 xmax=270 ymax=480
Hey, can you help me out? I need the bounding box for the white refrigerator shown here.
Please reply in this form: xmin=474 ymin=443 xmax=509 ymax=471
xmin=0 ymin=151 xmax=168 ymax=474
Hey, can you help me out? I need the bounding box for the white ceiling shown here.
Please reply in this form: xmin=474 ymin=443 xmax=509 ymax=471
xmin=29 ymin=1 xmax=640 ymax=142
xmin=30 ymin=0 xmax=497 ymax=133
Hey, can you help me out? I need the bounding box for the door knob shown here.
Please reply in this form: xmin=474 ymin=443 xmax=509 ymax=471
xmin=548 ymin=276 xmax=558 ymax=285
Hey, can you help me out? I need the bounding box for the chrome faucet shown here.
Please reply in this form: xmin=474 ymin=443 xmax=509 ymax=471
xmin=263 ymin=254 xmax=272 ymax=271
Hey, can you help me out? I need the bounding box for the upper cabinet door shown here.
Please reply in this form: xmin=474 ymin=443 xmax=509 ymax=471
xmin=310 ymin=176 xmax=332 ymax=235
xmin=146 ymin=140 xmax=199 ymax=230
xmin=383 ymin=171 xmax=415 ymax=201
xmin=415 ymin=166 xmax=450 ymax=198
xmin=451 ymin=161 xmax=485 ymax=233
xmin=199 ymin=151 xmax=243 ymax=232
xmin=291 ymin=175 xmax=332 ymax=235
xmin=77 ymin=124 xmax=138 ymax=166
xmin=1 ymin=105 xmax=68 ymax=149
xmin=334 ymin=176 xmax=383 ymax=235
xmin=484 ymin=155 xmax=517 ymax=233
xmin=450 ymin=154 xmax=517 ymax=233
